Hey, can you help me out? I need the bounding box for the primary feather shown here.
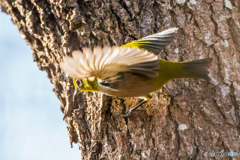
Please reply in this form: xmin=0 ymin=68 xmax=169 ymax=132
xmin=60 ymin=46 xmax=160 ymax=82
xmin=122 ymin=28 xmax=178 ymax=55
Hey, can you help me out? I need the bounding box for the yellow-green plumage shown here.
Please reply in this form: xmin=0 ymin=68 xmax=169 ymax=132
xmin=72 ymin=58 xmax=212 ymax=99
xmin=121 ymin=28 xmax=179 ymax=55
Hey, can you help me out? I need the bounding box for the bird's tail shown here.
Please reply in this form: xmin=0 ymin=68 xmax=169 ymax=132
xmin=159 ymin=58 xmax=213 ymax=82
xmin=173 ymin=58 xmax=213 ymax=81
xmin=181 ymin=58 xmax=213 ymax=81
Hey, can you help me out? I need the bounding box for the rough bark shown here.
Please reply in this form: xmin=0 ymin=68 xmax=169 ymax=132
xmin=1 ymin=0 xmax=240 ymax=159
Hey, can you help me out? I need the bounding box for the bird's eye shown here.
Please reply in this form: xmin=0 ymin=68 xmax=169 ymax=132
xmin=75 ymin=79 xmax=82 ymax=87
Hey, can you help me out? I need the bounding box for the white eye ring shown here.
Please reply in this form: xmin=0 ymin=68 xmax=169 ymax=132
xmin=75 ymin=79 xmax=82 ymax=87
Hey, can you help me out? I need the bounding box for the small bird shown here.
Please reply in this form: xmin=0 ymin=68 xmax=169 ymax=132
xmin=60 ymin=28 xmax=212 ymax=117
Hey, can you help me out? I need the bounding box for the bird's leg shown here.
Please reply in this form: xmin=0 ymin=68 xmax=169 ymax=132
xmin=123 ymin=100 xmax=147 ymax=117
xmin=123 ymin=94 xmax=152 ymax=117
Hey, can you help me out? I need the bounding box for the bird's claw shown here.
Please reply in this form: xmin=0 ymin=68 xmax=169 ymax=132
xmin=122 ymin=100 xmax=147 ymax=118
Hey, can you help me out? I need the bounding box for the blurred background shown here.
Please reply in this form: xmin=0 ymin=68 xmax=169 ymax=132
xmin=0 ymin=11 xmax=82 ymax=160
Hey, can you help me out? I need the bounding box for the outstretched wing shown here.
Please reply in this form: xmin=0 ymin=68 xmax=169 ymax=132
xmin=121 ymin=28 xmax=178 ymax=55
xmin=60 ymin=46 xmax=160 ymax=82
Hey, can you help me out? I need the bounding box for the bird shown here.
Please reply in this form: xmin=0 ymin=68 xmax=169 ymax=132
xmin=60 ymin=28 xmax=212 ymax=118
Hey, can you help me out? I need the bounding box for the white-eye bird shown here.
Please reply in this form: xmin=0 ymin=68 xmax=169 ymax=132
xmin=60 ymin=28 xmax=212 ymax=117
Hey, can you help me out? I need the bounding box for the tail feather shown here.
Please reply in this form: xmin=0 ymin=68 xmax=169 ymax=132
xmin=182 ymin=58 xmax=213 ymax=81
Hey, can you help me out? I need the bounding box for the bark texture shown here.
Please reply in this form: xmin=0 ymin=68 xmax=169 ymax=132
xmin=1 ymin=0 xmax=240 ymax=159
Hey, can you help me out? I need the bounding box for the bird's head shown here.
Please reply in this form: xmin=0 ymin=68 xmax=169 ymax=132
xmin=72 ymin=77 xmax=99 ymax=101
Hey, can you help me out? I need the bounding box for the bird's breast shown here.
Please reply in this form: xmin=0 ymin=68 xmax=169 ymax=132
xmin=98 ymin=73 xmax=159 ymax=97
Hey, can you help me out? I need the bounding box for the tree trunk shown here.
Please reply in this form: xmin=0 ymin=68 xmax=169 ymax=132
xmin=1 ymin=0 xmax=239 ymax=159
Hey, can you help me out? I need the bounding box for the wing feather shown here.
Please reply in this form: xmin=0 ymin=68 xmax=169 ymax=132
xmin=121 ymin=27 xmax=178 ymax=55
xmin=72 ymin=51 xmax=87 ymax=73
xmin=93 ymin=46 xmax=103 ymax=70
xmin=99 ymin=46 xmax=112 ymax=70
xmin=82 ymin=48 xmax=94 ymax=71
xmin=60 ymin=57 xmax=85 ymax=78
xmin=60 ymin=46 xmax=159 ymax=81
